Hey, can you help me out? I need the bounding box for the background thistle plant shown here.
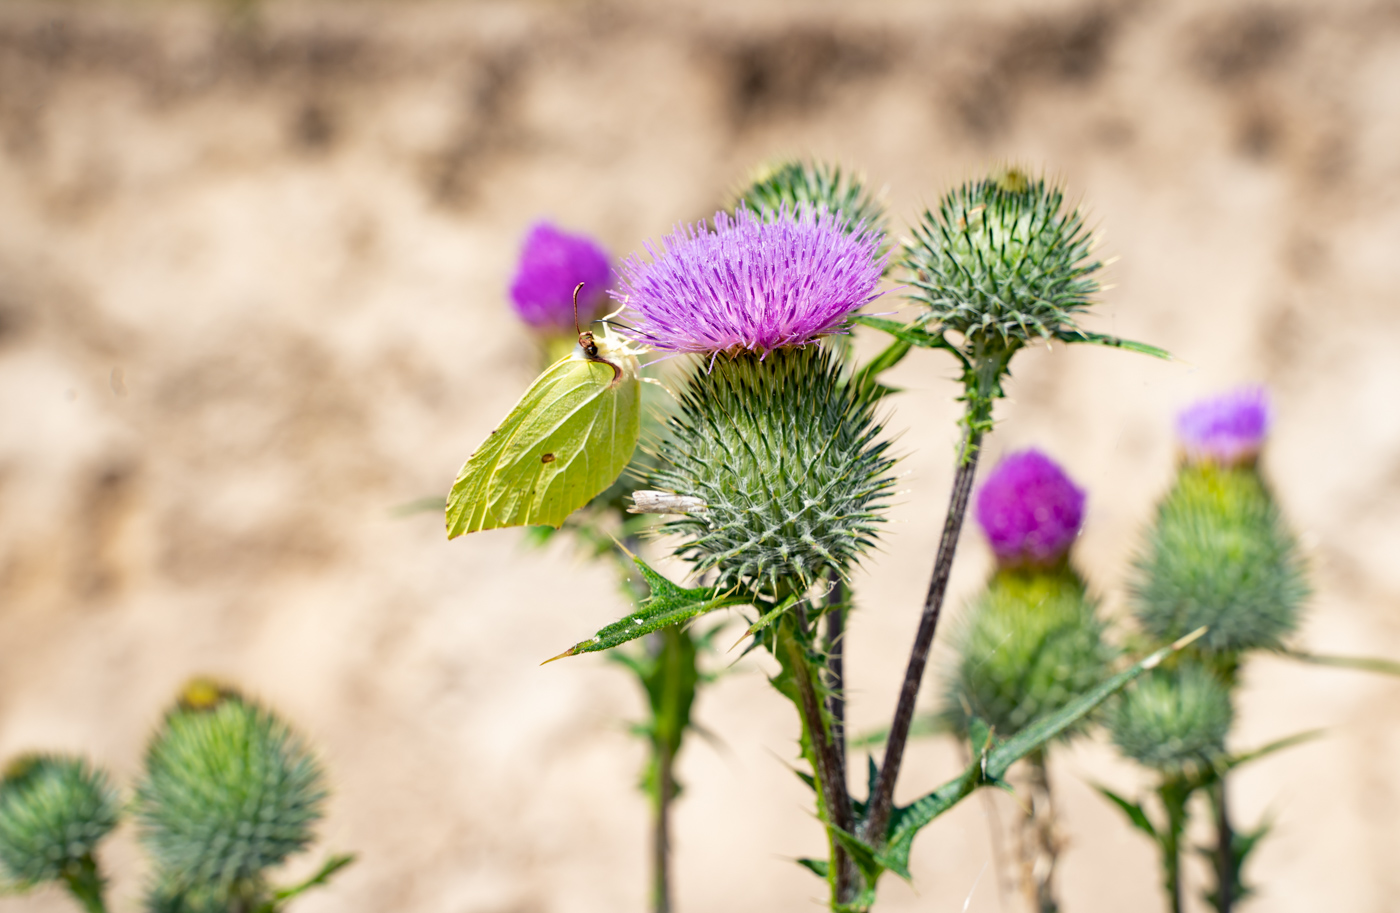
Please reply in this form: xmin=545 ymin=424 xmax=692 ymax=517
xmin=733 ymin=159 xmax=887 ymax=240
xmin=136 ymin=681 xmax=331 ymax=911
xmin=0 ymin=754 xmax=119 ymax=913
xmin=1108 ymin=663 xmax=1233 ymax=774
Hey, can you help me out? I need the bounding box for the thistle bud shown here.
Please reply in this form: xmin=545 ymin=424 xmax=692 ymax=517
xmin=732 ymin=159 xmax=887 ymax=242
xmin=945 ymin=565 xmax=1113 ymax=739
xmin=137 ymin=683 xmax=327 ymax=901
xmin=649 ymin=346 xmax=895 ymax=594
xmin=902 ymin=168 xmax=1100 ymax=358
xmin=1131 ymin=462 xmax=1307 ymax=654
xmin=0 ymin=754 xmax=119 ymax=888
xmin=1108 ymin=663 xmax=1233 ymax=773
xmin=508 ymin=221 xmax=612 ymax=334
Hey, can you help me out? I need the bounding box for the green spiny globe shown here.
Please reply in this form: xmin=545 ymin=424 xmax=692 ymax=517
xmin=902 ymin=168 xmax=1100 ymax=356
xmin=733 ymin=159 xmax=886 ymax=239
xmin=1132 ymin=463 xmax=1308 ymax=654
xmin=944 ymin=565 xmax=1114 ymax=739
xmin=136 ymin=682 xmax=326 ymax=898
xmin=0 ymin=754 xmax=119 ymax=887
xmin=648 ymin=345 xmax=895 ymax=595
xmin=1108 ymin=662 xmax=1233 ymax=773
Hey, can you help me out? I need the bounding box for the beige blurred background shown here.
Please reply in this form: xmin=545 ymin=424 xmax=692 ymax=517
xmin=2 ymin=0 xmax=1400 ymax=910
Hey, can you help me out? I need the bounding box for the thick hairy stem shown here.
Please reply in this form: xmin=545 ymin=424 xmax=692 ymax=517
xmin=61 ymin=855 xmax=108 ymax=913
xmin=779 ymin=617 xmax=858 ymax=906
xmin=862 ymin=425 xmax=984 ymax=846
xmin=825 ymin=578 xmax=847 ymax=765
xmin=1019 ymin=749 xmax=1061 ymax=913
xmin=649 ymin=625 xmax=688 ymax=913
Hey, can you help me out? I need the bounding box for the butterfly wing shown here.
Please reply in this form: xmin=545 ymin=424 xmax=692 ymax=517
xmin=446 ymin=352 xmax=641 ymax=536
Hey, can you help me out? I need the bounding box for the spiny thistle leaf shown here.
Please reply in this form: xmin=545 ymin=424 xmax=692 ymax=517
xmin=1132 ymin=463 xmax=1308 ymax=653
xmin=649 ymin=345 xmax=896 ymax=596
xmin=873 ymin=630 xmax=1203 ymax=876
xmin=136 ymin=684 xmax=328 ymax=902
xmin=545 ymin=556 xmax=751 ymax=660
xmin=0 ymin=754 xmax=119 ymax=888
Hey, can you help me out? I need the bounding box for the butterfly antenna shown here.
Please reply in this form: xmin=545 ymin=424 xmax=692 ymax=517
xmin=572 ymin=282 xmax=587 ymax=340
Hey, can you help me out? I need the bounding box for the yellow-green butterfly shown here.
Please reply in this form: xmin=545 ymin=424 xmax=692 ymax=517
xmin=446 ymin=294 xmax=641 ymax=537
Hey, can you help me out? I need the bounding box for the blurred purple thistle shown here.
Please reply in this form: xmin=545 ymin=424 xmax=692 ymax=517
xmin=976 ymin=449 xmax=1086 ymax=568
xmin=508 ymin=221 xmax=613 ymax=332
xmin=1176 ymin=386 xmax=1271 ymax=466
xmin=614 ymin=206 xmax=885 ymax=356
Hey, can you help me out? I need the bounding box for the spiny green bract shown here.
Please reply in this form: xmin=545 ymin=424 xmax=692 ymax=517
xmin=733 ymin=159 xmax=886 ymax=239
xmin=1108 ymin=662 xmax=1233 ymax=773
xmin=1132 ymin=463 xmax=1308 ymax=654
xmin=136 ymin=686 xmax=326 ymax=900
xmin=902 ymin=168 xmax=1099 ymax=355
xmin=944 ymin=566 xmax=1114 ymax=739
xmin=649 ymin=345 xmax=895 ymax=595
xmin=0 ymin=754 xmax=119 ymax=886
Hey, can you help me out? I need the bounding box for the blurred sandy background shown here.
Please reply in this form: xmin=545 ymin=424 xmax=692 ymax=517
xmin=2 ymin=0 xmax=1400 ymax=910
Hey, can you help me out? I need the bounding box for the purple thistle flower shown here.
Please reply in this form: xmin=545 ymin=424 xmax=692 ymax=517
xmin=508 ymin=221 xmax=613 ymax=332
xmin=976 ymin=449 xmax=1086 ymax=568
xmin=1176 ymin=386 xmax=1271 ymax=466
xmin=614 ymin=207 xmax=886 ymax=356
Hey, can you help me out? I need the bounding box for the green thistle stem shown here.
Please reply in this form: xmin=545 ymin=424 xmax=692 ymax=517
xmin=824 ymin=578 xmax=847 ymax=765
xmin=60 ymin=855 xmax=107 ymax=913
xmin=1211 ymin=779 xmax=1234 ymax=913
xmin=776 ymin=613 xmax=858 ymax=907
xmin=863 ymin=385 xmax=990 ymax=848
xmin=649 ymin=625 xmax=686 ymax=913
xmin=1021 ymin=750 xmax=1060 ymax=913
xmin=1158 ymin=777 xmax=1191 ymax=913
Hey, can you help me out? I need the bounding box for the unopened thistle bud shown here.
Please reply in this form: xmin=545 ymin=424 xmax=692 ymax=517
xmin=903 ymin=168 xmax=1100 ymax=360
xmin=1132 ymin=423 xmax=1307 ymax=654
xmin=733 ymin=159 xmax=887 ymax=242
xmin=136 ymin=682 xmax=327 ymax=901
xmin=508 ymin=221 xmax=612 ymax=333
xmin=622 ymin=209 xmax=894 ymax=593
xmin=0 ymin=754 xmax=119 ymax=888
xmin=1108 ymin=662 xmax=1232 ymax=773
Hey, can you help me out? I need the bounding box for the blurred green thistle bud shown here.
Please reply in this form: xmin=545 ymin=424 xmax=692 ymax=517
xmin=0 ymin=754 xmax=119 ymax=892
xmin=732 ymin=158 xmax=887 ymax=242
xmin=945 ymin=565 xmax=1114 ymax=738
xmin=1108 ymin=662 xmax=1233 ymax=773
xmin=137 ymin=680 xmax=328 ymax=905
xmin=903 ymin=168 xmax=1099 ymax=359
xmin=648 ymin=346 xmax=895 ymax=595
xmin=1131 ymin=463 xmax=1307 ymax=654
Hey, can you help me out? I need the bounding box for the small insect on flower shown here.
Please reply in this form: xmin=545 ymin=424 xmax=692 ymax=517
xmin=628 ymin=490 xmax=709 ymax=515
xmin=446 ymin=285 xmax=642 ymax=536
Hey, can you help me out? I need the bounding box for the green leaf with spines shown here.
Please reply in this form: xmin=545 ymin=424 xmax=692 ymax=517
xmin=1281 ymin=649 xmax=1400 ymax=676
xmin=1095 ymin=785 xmax=1158 ymax=838
xmin=546 ymin=556 xmax=751 ymax=660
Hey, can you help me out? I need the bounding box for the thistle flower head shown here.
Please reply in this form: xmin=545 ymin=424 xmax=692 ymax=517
xmin=945 ymin=566 xmax=1114 ymax=739
xmin=903 ymin=168 xmax=1099 ymax=356
xmin=137 ymin=684 xmax=326 ymax=898
xmin=508 ymin=221 xmax=612 ymax=332
xmin=0 ymin=754 xmax=119 ymax=886
xmin=733 ymin=159 xmax=887 ymax=242
xmin=976 ymin=449 xmax=1086 ymax=568
xmin=1132 ymin=463 xmax=1307 ymax=653
xmin=1177 ymin=386 xmax=1271 ymax=467
xmin=647 ymin=346 xmax=895 ymax=594
xmin=616 ymin=207 xmax=885 ymax=356
xmin=1108 ymin=663 xmax=1232 ymax=773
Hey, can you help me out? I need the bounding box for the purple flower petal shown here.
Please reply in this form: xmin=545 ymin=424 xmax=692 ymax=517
xmin=614 ymin=207 xmax=886 ymax=355
xmin=976 ymin=449 xmax=1086 ymax=567
xmin=1176 ymin=387 xmax=1271 ymax=466
xmin=508 ymin=222 xmax=613 ymax=332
